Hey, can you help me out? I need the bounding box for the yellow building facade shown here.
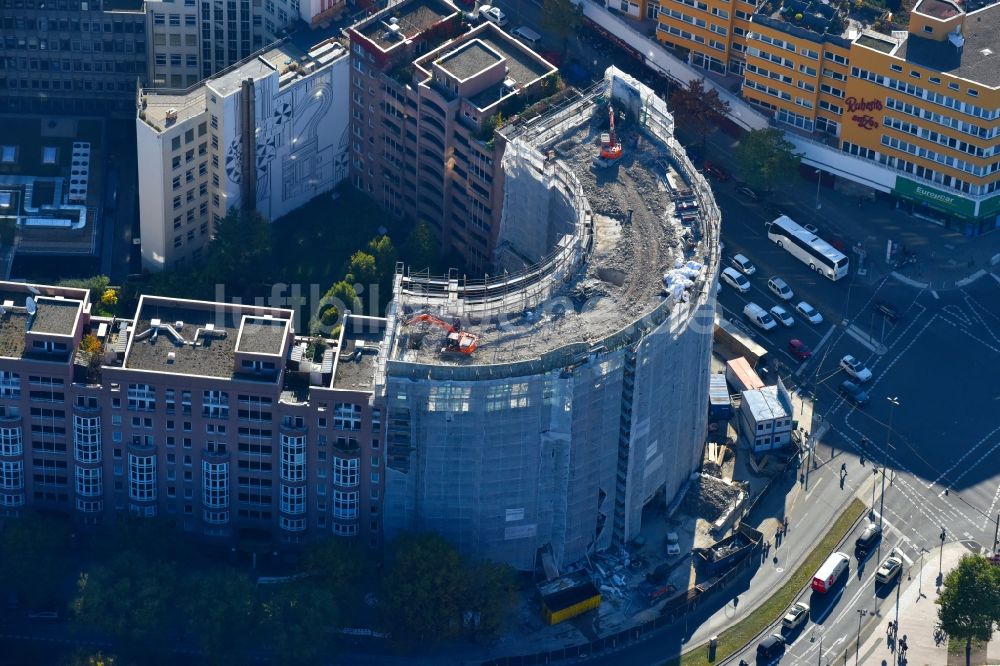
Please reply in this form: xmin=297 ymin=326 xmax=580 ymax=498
xmin=658 ymin=0 xmax=1000 ymax=229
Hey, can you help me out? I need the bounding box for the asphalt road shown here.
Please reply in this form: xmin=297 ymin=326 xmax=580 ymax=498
xmin=711 ymin=176 xmax=1000 ymax=665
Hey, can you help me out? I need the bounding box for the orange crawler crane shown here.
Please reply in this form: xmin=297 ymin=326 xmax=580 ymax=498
xmin=405 ymin=313 xmax=479 ymax=355
xmin=600 ymin=104 xmax=622 ymax=161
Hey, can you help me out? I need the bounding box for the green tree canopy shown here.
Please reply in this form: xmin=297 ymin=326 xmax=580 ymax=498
xmin=260 ymin=582 xmax=339 ymax=665
xmin=181 ymin=568 xmax=260 ymax=665
xmin=379 ymin=533 xmax=471 ymax=645
xmin=301 ymin=538 xmax=369 ymax=595
xmin=402 ymin=221 xmax=439 ymax=274
xmin=58 ymin=275 xmax=111 ymax=305
xmin=936 ymin=554 xmax=1000 ymax=666
xmin=345 ymin=250 xmax=378 ymax=287
xmin=73 ymin=552 xmax=181 ymax=660
xmin=465 ymin=560 xmax=518 ymax=638
xmin=313 ymin=280 xmax=361 ymax=335
xmin=203 ymin=208 xmax=274 ymax=293
xmin=540 ymin=0 xmax=582 ymax=55
xmin=0 ymin=511 xmax=74 ymax=609
xmin=669 ymin=78 xmax=731 ymax=149
xmin=735 ymin=128 xmax=802 ymax=193
xmin=368 ymin=235 xmax=398 ymax=282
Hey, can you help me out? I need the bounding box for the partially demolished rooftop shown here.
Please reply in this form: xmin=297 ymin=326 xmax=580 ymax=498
xmin=388 ymin=67 xmax=722 ymax=373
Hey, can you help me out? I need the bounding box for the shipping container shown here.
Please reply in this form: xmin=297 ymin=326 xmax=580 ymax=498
xmin=709 ymin=373 xmax=732 ymax=419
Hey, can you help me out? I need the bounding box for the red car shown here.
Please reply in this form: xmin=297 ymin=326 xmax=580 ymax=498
xmin=788 ymin=339 xmax=812 ymax=360
xmin=703 ymin=161 xmax=730 ymax=181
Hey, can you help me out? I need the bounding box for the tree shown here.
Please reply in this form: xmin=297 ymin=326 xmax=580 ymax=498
xmin=735 ymin=128 xmax=802 ymax=193
xmin=80 ymin=333 xmax=102 ymax=355
xmin=464 ymin=561 xmax=518 ymax=639
xmin=301 ymin=538 xmax=369 ymax=595
xmin=203 ymin=208 xmax=273 ymax=292
xmin=181 ymin=568 xmax=260 ymax=665
xmin=936 ymin=554 xmax=1000 ymax=666
xmin=379 ymin=533 xmax=470 ymax=645
xmin=312 ymin=280 xmax=361 ymax=335
xmin=58 ymin=275 xmax=110 ymax=304
xmin=100 ymin=288 xmax=118 ymax=308
xmin=260 ymin=582 xmax=339 ymax=665
xmin=368 ymin=235 xmax=398 ymax=282
xmin=402 ymin=221 xmax=439 ymax=274
xmin=669 ymin=78 xmax=731 ymax=150
xmin=345 ymin=250 xmax=378 ymax=287
xmin=73 ymin=552 xmax=181 ymax=659
xmin=540 ymin=0 xmax=582 ymax=55
xmin=0 ymin=511 xmax=74 ymax=609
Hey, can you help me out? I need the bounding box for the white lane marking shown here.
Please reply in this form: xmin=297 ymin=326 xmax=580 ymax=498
xmin=931 ymin=290 xmax=940 ymax=299
xmin=992 ymin=273 xmax=1000 ymax=286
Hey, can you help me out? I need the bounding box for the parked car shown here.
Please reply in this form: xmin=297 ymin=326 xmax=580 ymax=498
xmin=511 ymin=26 xmax=542 ymax=47
xmin=855 ymin=522 xmax=883 ymax=558
xmin=721 ymin=267 xmax=751 ymax=293
xmin=840 ymin=354 xmax=873 ymax=382
xmin=744 ymin=302 xmax=777 ymax=331
xmin=781 ymin=601 xmax=810 ymax=630
xmin=771 ymin=305 xmax=794 ymax=327
xmin=478 ymin=5 xmax=508 ymax=26
xmin=703 ymin=161 xmax=730 ymax=181
xmin=767 ymin=276 xmax=794 ymax=301
xmin=730 ymin=253 xmax=756 ymax=275
xmin=873 ymin=300 xmax=900 ymax=323
xmin=788 ymin=338 xmax=812 ymax=360
xmin=757 ymin=634 xmax=785 ymax=659
xmin=876 ymin=553 xmax=903 ymax=584
xmin=838 ymin=380 xmax=869 ymax=406
xmin=796 ymin=301 xmax=823 ymax=324
xmin=735 ymin=184 xmax=759 ymax=201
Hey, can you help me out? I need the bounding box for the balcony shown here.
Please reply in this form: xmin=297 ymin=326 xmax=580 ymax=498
xmin=203 ymin=509 xmax=230 ymax=525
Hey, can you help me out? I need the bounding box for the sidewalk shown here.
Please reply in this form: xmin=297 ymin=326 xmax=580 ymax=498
xmin=856 ymin=542 xmax=1000 ymax=666
xmin=698 ymin=129 xmax=1000 ymax=292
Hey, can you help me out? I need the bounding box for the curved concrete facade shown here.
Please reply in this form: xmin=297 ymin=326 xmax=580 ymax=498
xmin=381 ymin=69 xmax=721 ymax=570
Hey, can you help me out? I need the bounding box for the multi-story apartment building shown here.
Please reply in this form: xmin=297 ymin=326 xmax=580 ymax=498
xmin=136 ymin=34 xmax=350 ymax=270
xmin=0 ymin=280 xmax=386 ymax=549
xmin=347 ymin=0 xmax=557 ymax=272
xmin=0 ymin=0 xmax=148 ymax=116
xmin=144 ymin=0 xmax=333 ymax=88
xmin=655 ymin=0 xmax=756 ymax=76
xmin=0 ymin=0 xmax=344 ymax=117
xmin=657 ymin=0 xmax=1000 ymax=232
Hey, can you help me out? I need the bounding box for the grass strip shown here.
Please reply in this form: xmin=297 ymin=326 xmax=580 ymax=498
xmin=676 ymin=497 xmax=867 ymax=666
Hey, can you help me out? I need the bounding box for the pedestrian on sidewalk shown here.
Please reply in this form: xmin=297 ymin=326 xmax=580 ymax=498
xmin=783 ymin=516 xmax=789 ymax=532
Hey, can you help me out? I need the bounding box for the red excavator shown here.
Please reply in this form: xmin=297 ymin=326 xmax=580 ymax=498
xmin=405 ymin=313 xmax=479 ymax=354
xmin=593 ymin=104 xmax=623 ymax=168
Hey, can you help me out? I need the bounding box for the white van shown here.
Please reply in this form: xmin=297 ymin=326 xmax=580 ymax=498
xmin=811 ymin=552 xmax=849 ymax=593
xmin=512 ymin=26 xmax=542 ymax=47
xmin=743 ymin=302 xmax=777 ymax=331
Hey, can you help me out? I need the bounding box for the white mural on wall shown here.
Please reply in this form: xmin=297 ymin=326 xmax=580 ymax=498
xmin=224 ymin=57 xmax=350 ymax=220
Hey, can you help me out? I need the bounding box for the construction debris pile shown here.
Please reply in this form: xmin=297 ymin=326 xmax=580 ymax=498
xmin=681 ymin=474 xmax=743 ymax=522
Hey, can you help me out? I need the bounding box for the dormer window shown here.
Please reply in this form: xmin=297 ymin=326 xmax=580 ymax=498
xmin=32 ymin=340 xmax=68 ymax=353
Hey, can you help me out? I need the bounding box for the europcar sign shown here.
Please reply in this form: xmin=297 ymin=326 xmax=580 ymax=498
xmin=894 ymin=177 xmax=976 ymax=217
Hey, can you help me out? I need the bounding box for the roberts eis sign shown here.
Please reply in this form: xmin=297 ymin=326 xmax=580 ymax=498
xmin=894 ymin=177 xmax=976 ymax=217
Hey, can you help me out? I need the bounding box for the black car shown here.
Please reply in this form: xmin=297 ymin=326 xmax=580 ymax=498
xmin=757 ymin=634 xmax=785 ymax=659
xmin=855 ymin=522 xmax=883 ymax=558
xmin=736 ymin=185 xmax=759 ymax=201
xmin=838 ymin=380 xmax=870 ymax=406
xmin=873 ymin=301 xmax=900 ymax=323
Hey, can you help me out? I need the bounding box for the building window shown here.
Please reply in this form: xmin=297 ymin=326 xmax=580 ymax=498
xmin=73 ymin=415 xmax=101 ymax=463
xmin=333 ymin=522 xmax=359 ymax=536
xmin=333 ymin=403 xmax=362 ymax=430
xmin=280 ymin=484 xmax=306 ymax=515
xmin=202 ymin=460 xmax=229 ymax=509
xmin=0 ymin=460 xmax=23 ymax=490
xmin=0 ymin=426 xmax=22 ymax=457
xmin=127 ymin=384 xmax=156 ymax=411
xmin=333 ymin=457 xmax=359 ymax=487
xmin=128 ymin=454 xmax=156 ymax=501
xmin=0 ymin=371 xmax=21 ymax=399
xmin=333 ymin=490 xmax=359 ymax=519
xmin=202 ymin=390 xmax=229 ymax=418
xmin=280 ymin=434 xmax=306 ymax=481
xmin=75 ymin=466 xmax=103 ymax=497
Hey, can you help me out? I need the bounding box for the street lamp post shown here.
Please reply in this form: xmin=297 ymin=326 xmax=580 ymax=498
xmin=893 ymin=560 xmax=903 ymax=666
xmin=815 ymin=169 xmax=823 ymax=209
xmin=918 ymin=547 xmax=928 ymax=597
xmin=856 ymin=608 xmax=868 ymax=665
xmin=939 ymin=527 xmax=946 ymax=579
